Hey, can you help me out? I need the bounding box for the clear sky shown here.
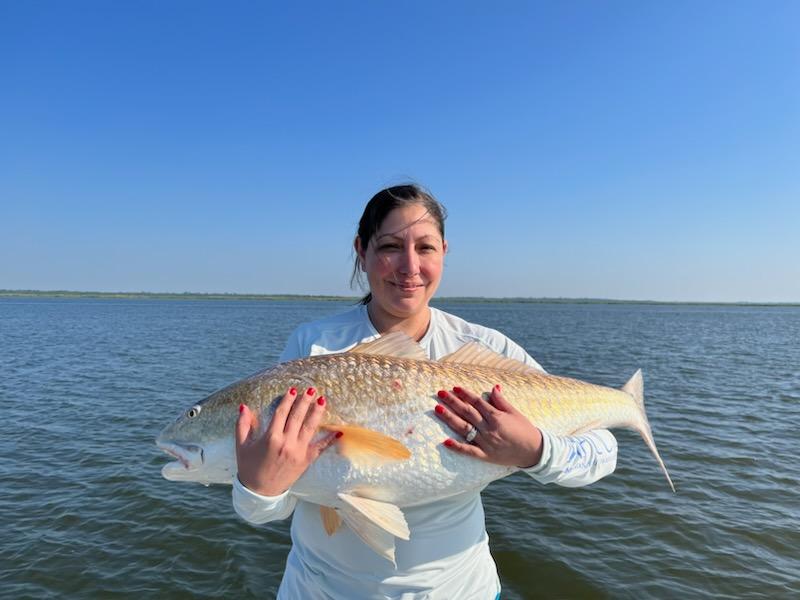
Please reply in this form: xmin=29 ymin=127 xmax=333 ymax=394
xmin=1 ymin=1 xmax=798 ymax=302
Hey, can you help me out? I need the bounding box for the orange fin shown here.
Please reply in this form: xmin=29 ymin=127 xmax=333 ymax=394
xmin=320 ymin=505 xmax=341 ymax=536
xmin=322 ymin=424 xmax=411 ymax=466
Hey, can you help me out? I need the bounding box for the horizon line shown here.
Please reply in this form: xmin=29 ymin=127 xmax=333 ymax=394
xmin=1 ymin=289 xmax=798 ymax=307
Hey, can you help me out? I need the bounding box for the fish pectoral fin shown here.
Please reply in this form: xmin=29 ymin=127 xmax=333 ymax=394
xmin=347 ymin=331 xmax=427 ymax=361
xmin=322 ymin=424 xmax=411 ymax=466
xmin=337 ymin=493 xmax=410 ymax=566
xmin=320 ymin=505 xmax=342 ymax=536
xmin=439 ymin=342 xmax=542 ymax=374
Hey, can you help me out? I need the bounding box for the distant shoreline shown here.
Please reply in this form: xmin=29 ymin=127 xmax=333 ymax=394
xmin=1 ymin=289 xmax=797 ymax=307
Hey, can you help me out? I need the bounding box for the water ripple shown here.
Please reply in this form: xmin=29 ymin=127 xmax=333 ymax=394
xmin=2 ymin=299 xmax=799 ymax=598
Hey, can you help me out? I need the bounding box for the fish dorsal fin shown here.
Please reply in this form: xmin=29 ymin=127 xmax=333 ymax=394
xmin=336 ymin=492 xmax=410 ymax=565
xmin=321 ymin=423 xmax=411 ymax=466
xmin=320 ymin=505 xmax=342 ymax=536
xmin=439 ymin=342 xmax=541 ymax=375
xmin=347 ymin=331 xmax=427 ymax=361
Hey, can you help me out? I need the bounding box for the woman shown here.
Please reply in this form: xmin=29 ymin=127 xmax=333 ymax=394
xmin=233 ymin=185 xmax=617 ymax=599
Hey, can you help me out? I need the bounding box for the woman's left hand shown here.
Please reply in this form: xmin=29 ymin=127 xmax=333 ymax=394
xmin=434 ymin=384 xmax=544 ymax=468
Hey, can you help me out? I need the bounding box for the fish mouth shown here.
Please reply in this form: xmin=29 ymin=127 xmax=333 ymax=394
xmin=156 ymin=440 xmax=204 ymax=470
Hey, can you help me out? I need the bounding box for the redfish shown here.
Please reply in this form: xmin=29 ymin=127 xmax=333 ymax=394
xmin=157 ymin=333 xmax=673 ymax=563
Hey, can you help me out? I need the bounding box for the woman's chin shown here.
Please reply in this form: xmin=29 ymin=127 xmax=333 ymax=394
xmin=383 ymin=292 xmax=430 ymax=317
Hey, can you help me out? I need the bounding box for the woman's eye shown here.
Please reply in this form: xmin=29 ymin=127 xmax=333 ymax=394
xmin=378 ymin=244 xmax=400 ymax=251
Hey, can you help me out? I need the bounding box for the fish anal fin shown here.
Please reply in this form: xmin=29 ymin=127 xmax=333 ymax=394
xmin=338 ymin=492 xmax=410 ymax=541
xmin=439 ymin=342 xmax=542 ymax=375
xmin=337 ymin=501 xmax=399 ymax=565
xmin=322 ymin=424 xmax=411 ymax=466
xmin=347 ymin=332 xmax=427 ymax=361
xmin=320 ymin=505 xmax=341 ymax=536
xmin=568 ymin=419 xmax=604 ymax=436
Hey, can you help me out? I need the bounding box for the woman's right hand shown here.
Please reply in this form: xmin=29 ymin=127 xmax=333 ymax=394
xmin=235 ymin=386 xmax=340 ymax=496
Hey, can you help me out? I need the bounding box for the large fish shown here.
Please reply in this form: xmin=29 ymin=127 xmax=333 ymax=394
xmin=156 ymin=332 xmax=674 ymax=563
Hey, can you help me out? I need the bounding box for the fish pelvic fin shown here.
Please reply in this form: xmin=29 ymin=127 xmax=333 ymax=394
xmin=347 ymin=332 xmax=427 ymax=361
xmin=621 ymin=369 xmax=676 ymax=493
xmin=322 ymin=424 xmax=411 ymax=466
xmin=320 ymin=505 xmax=342 ymax=536
xmin=337 ymin=492 xmax=410 ymax=566
xmin=439 ymin=342 xmax=543 ymax=374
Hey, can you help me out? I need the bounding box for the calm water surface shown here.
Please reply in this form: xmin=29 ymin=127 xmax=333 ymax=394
xmin=1 ymin=299 xmax=798 ymax=598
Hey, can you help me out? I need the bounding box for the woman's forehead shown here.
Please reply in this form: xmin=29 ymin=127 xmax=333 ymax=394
xmin=375 ymin=205 xmax=442 ymax=240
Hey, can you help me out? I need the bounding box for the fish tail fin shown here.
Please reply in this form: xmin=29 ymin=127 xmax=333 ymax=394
xmin=621 ymin=369 xmax=676 ymax=493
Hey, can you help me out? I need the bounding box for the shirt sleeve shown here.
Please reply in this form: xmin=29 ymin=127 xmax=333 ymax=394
xmin=523 ymin=428 xmax=618 ymax=487
xmin=279 ymin=326 xmax=306 ymax=363
xmin=232 ymin=476 xmax=298 ymax=524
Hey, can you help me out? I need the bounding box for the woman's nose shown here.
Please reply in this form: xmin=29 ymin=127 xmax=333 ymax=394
xmin=397 ymin=246 xmax=420 ymax=275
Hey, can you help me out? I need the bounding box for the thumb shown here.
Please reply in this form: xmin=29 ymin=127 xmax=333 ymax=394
xmin=308 ymin=431 xmax=341 ymax=461
xmin=235 ymin=404 xmax=253 ymax=447
xmin=490 ymin=384 xmax=516 ymax=413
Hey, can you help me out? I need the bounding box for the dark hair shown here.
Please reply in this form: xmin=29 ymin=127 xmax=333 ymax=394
xmin=351 ymin=184 xmax=447 ymax=304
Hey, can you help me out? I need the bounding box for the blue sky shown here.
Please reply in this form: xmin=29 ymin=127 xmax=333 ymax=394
xmin=1 ymin=1 xmax=798 ymax=302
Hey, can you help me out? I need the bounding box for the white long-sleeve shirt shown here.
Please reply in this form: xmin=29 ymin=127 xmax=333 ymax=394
xmin=233 ymin=305 xmax=617 ymax=599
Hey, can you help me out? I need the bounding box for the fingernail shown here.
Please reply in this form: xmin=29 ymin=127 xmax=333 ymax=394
xmin=443 ymin=438 xmax=454 ymax=447
xmin=307 ymin=387 xmax=316 ymax=396
xmin=238 ymin=404 xmax=245 ymax=414
xmin=453 ymin=386 xmax=463 ymax=394
xmin=335 ymin=431 xmax=343 ymax=439
xmin=434 ymin=404 xmax=445 ymax=415
xmin=289 ymin=387 xmax=297 ymax=395
xmin=495 ymin=384 xmax=502 ymax=392
xmin=437 ymin=390 xmax=448 ymax=399
xmin=317 ymin=396 xmax=326 ymax=406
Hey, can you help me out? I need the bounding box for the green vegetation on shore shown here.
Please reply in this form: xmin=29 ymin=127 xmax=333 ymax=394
xmin=1 ymin=289 xmax=797 ymax=307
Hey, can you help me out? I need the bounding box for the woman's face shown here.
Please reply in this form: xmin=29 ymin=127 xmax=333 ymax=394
xmin=357 ymin=203 xmax=447 ymax=322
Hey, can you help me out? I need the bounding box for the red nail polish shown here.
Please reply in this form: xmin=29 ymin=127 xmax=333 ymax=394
xmin=435 ymin=404 xmax=444 ymax=415
xmin=317 ymin=396 xmax=326 ymax=406
xmin=307 ymin=387 xmax=316 ymax=396
xmin=444 ymin=439 xmax=454 ymax=447
xmin=495 ymin=384 xmax=502 ymax=392
xmin=453 ymin=386 xmax=463 ymax=394
xmin=289 ymin=387 xmax=297 ymax=395
xmin=437 ymin=390 xmax=448 ymax=399
xmin=238 ymin=404 xmax=245 ymax=414
xmin=335 ymin=431 xmax=343 ymax=439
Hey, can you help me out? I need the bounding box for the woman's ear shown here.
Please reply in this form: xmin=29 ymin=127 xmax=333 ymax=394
xmin=354 ymin=236 xmax=366 ymax=271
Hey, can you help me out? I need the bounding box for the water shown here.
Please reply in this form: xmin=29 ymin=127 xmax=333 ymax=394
xmin=1 ymin=299 xmax=798 ymax=598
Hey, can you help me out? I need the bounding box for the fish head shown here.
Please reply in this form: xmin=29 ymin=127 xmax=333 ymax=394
xmin=156 ymin=374 xmax=284 ymax=486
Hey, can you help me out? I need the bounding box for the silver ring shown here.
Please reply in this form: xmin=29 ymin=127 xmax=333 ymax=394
xmin=465 ymin=425 xmax=478 ymax=443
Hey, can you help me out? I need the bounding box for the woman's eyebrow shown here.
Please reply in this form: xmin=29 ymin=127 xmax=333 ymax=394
xmin=375 ymin=233 xmax=440 ymax=242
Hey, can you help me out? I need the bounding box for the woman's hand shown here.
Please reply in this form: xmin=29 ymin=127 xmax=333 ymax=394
xmin=434 ymin=384 xmax=544 ymax=468
xmin=235 ymin=387 xmax=340 ymax=496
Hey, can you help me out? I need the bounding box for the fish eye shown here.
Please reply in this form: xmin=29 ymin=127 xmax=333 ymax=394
xmin=187 ymin=405 xmax=202 ymax=418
